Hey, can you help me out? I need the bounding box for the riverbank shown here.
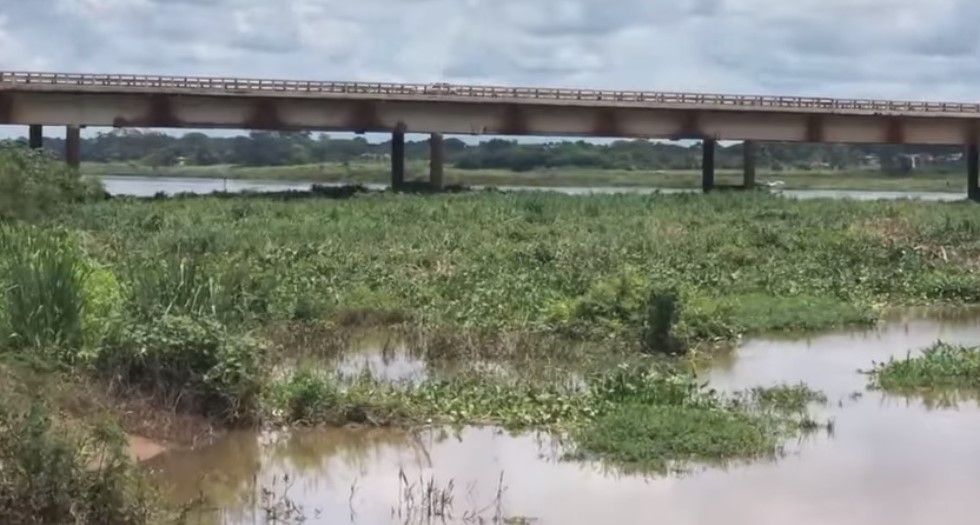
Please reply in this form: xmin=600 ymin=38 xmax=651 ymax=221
xmin=82 ymin=161 xmax=968 ymax=193
xmin=6 ymin=146 xmax=980 ymax=523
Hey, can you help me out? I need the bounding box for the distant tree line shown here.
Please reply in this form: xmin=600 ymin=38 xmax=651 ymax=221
xmin=1 ymin=129 xmax=967 ymax=172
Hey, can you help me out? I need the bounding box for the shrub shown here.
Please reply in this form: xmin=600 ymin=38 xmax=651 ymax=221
xmin=0 ymin=404 xmax=157 ymax=525
xmin=641 ymin=287 xmax=686 ymax=355
xmin=80 ymin=264 xmax=125 ymax=358
xmin=100 ymin=315 xmax=267 ymax=422
xmin=553 ymin=266 xmax=650 ymax=335
xmin=0 ymin=146 xmax=103 ymax=223
xmin=276 ymin=370 xmax=343 ymax=424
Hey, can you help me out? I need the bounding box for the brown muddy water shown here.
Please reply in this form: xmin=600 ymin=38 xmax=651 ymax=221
xmin=145 ymin=309 xmax=980 ymax=525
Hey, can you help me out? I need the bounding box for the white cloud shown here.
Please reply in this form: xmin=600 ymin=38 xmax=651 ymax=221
xmin=1 ymin=0 xmax=979 ymax=101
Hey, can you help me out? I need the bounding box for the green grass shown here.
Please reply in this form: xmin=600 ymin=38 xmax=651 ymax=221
xmin=82 ymin=160 xmax=969 ymax=193
xmin=868 ymin=343 xmax=980 ymax=391
xmin=56 ymin=191 xmax=980 ymax=349
xmin=573 ymin=405 xmax=778 ymax=471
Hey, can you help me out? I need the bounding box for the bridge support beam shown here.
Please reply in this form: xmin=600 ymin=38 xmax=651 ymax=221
xmin=743 ymin=140 xmax=757 ymax=189
xmin=429 ymin=133 xmax=444 ymax=191
xmin=969 ymin=144 xmax=979 ymax=202
xmin=702 ymin=138 xmax=716 ymax=193
xmin=391 ymin=127 xmax=405 ymax=190
xmin=66 ymin=125 xmax=81 ymax=170
xmin=28 ymin=125 xmax=43 ymax=149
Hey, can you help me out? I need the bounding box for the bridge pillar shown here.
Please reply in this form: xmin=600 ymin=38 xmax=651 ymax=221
xmin=66 ymin=125 xmax=81 ymax=170
xmin=28 ymin=125 xmax=43 ymax=150
xmin=391 ymin=126 xmax=406 ymax=190
xmin=702 ymin=138 xmax=716 ymax=193
xmin=743 ymin=140 xmax=757 ymax=189
xmin=429 ymin=133 xmax=444 ymax=190
xmin=969 ymin=144 xmax=979 ymax=202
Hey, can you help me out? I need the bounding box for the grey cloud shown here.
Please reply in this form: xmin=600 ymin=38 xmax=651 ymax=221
xmin=1 ymin=0 xmax=980 ymax=103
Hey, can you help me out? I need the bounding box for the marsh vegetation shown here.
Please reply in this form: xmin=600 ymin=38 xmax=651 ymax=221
xmin=3 ymin=145 xmax=980 ymax=523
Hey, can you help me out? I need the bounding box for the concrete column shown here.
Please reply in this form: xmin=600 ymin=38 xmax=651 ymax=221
xmin=969 ymin=144 xmax=979 ymax=202
xmin=66 ymin=125 xmax=81 ymax=170
xmin=702 ymin=138 xmax=716 ymax=193
xmin=429 ymin=133 xmax=444 ymax=190
xmin=743 ymin=140 xmax=757 ymax=189
xmin=28 ymin=125 xmax=43 ymax=149
xmin=391 ymin=127 xmax=405 ymax=190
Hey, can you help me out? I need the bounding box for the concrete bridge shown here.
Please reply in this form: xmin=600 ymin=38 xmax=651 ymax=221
xmin=2 ymin=71 xmax=979 ymax=200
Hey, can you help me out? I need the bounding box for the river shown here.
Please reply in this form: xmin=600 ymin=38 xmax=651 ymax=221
xmin=97 ymin=175 xmax=963 ymax=201
xmin=143 ymin=309 xmax=980 ymax=525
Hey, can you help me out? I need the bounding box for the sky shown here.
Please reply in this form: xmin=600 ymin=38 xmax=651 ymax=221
xmin=2 ymin=0 xmax=980 ymax=139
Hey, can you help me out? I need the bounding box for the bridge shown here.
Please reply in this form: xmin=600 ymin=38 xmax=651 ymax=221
xmin=1 ymin=71 xmax=979 ymax=200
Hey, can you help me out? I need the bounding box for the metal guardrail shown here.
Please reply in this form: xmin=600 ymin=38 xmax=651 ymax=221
xmin=1 ymin=71 xmax=978 ymax=115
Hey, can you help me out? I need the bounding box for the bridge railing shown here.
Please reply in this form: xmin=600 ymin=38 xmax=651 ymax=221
xmin=2 ymin=71 xmax=979 ymax=115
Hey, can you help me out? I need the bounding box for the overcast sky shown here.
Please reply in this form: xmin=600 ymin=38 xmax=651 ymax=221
xmin=2 ymin=0 xmax=980 ymax=138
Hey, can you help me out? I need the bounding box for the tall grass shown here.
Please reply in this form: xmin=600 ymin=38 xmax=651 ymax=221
xmin=0 ymin=226 xmax=89 ymax=360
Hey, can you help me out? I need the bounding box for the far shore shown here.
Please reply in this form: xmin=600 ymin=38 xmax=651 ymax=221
xmin=82 ymin=161 xmax=968 ymax=193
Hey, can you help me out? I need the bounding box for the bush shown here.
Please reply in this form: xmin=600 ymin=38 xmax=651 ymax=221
xmin=641 ymin=287 xmax=686 ymax=355
xmin=0 ymin=147 xmax=103 ymax=223
xmin=276 ymin=370 xmax=343 ymax=424
xmin=552 ymin=267 xmax=650 ymax=336
xmin=0 ymin=405 xmax=156 ymax=525
xmin=100 ymin=315 xmax=267 ymax=422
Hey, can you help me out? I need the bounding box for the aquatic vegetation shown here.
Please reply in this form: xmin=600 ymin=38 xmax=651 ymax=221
xmin=868 ymin=342 xmax=980 ymax=391
xmin=743 ymin=382 xmax=829 ymax=412
xmin=270 ymin=364 xmax=825 ymax=473
xmin=573 ymin=404 xmax=778 ymax=472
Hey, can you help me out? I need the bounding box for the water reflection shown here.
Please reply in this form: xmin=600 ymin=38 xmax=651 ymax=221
xmin=97 ymin=175 xmax=965 ymax=202
xmin=151 ymin=309 xmax=980 ymax=525
xmin=334 ymin=332 xmax=430 ymax=382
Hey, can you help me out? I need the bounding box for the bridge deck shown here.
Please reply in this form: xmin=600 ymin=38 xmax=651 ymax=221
xmin=2 ymin=71 xmax=980 ymax=118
